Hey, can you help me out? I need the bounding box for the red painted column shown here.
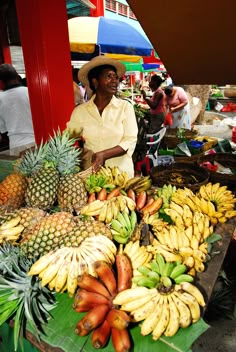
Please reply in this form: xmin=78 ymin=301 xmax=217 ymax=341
xmin=90 ymin=0 xmax=104 ymax=17
xmin=0 ymin=11 xmax=12 ymax=64
xmin=15 ymin=0 xmax=74 ymax=144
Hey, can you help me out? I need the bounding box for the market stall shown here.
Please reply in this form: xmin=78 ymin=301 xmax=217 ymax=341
xmin=0 ymin=130 xmax=236 ymax=352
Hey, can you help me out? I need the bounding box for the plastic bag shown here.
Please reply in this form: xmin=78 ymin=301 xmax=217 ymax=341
xmin=164 ymin=113 xmax=173 ymax=126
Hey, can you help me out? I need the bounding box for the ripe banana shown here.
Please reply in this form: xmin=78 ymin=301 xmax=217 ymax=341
xmin=178 ymin=282 xmax=206 ymax=307
xmin=141 ymin=295 xmax=164 ymax=336
xmin=174 ymin=290 xmax=201 ymax=323
xmin=131 ymin=294 xmax=160 ymax=322
xmin=171 ymin=292 xmax=192 ymax=328
xmin=164 ymin=295 xmax=180 ymax=337
xmin=152 ymin=295 xmax=170 ymax=340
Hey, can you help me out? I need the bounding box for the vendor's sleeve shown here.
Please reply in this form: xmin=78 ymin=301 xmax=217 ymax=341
xmin=66 ymin=109 xmax=83 ymax=138
xmin=119 ymin=102 xmax=138 ymax=157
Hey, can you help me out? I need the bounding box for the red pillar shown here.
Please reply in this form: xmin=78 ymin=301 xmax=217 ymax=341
xmin=15 ymin=0 xmax=74 ymax=144
xmin=90 ymin=0 xmax=104 ymax=17
xmin=0 ymin=11 xmax=12 ymax=64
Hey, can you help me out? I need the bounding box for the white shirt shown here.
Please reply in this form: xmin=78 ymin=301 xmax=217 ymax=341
xmin=0 ymin=86 xmax=35 ymax=149
xmin=67 ymin=95 xmax=138 ymax=177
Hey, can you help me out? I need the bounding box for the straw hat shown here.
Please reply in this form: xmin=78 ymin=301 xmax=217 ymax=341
xmin=78 ymin=56 xmax=126 ymax=87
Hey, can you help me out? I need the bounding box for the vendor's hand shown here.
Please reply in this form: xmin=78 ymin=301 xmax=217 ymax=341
xmin=92 ymin=151 xmax=105 ymax=172
xmin=140 ymin=89 xmax=146 ymax=98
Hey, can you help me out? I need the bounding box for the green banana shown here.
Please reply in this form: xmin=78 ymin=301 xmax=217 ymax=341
xmin=147 ymin=271 xmax=160 ymax=282
xmin=160 ymin=276 xmax=172 ymax=288
xmin=113 ymin=233 xmax=129 ymax=244
xmin=149 ymin=260 xmax=160 ymax=274
xmin=117 ymin=212 xmax=128 ymax=228
xmin=136 ymin=277 xmax=158 ymax=289
xmin=132 ymin=275 xmax=146 ymax=284
xmin=137 ymin=266 xmax=151 ymax=276
xmin=122 ymin=211 xmax=132 ymax=231
xmin=130 ymin=210 xmax=137 ymax=230
xmin=170 ymin=264 xmax=187 ymax=279
xmin=174 ymin=274 xmax=194 ymax=284
xmin=162 ymin=262 xmax=175 ymax=277
xmin=156 ymin=253 xmax=166 ymax=276
xmin=111 ymin=218 xmax=123 ymax=232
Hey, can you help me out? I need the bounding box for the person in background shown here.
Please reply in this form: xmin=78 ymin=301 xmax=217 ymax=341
xmin=141 ymin=74 xmax=166 ymax=133
xmin=162 ymin=72 xmax=173 ymax=87
xmin=72 ymin=67 xmax=85 ymax=106
xmin=67 ymin=56 xmax=138 ymax=178
xmin=164 ymin=85 xmax=191 ymax=130
xmin=139 ymin=74 xmax=150 ymax=92
xmin=0 ymin=64 xmax=35 ymax=151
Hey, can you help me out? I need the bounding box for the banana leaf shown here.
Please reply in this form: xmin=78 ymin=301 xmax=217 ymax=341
xmin=25 ymin=293 xmax=209 ymax=352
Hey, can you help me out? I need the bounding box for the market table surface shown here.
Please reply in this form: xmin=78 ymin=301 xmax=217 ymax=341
xmin=20 ymin=218 xmax=236 ymax=352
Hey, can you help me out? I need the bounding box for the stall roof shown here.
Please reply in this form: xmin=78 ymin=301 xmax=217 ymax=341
xmin=127 ymin=0 xmax=236 ymax=85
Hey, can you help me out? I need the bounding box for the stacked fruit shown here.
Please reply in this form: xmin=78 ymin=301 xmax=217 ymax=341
xmin=73 ymin=248 xmax=133 ymax=351
xmin=113 ymin=253 xmax=206 ymax=341
xmin=80 ymin=195 xmax=136 ymax=223
xmin=171 ymin=183 xmax=236 ymax=225
xmin=28 ymin=235 xmax=117 ymax=297
xmin=110 ymin=210 xmax=137 ymax=244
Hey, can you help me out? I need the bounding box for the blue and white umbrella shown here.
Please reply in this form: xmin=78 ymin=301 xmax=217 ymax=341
xmin=68 ymin=16 xmax=153 ymax=56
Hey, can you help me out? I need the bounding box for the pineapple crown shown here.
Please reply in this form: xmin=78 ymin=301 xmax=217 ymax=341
xmin=15 ymin=129 xmax=82 ymax=177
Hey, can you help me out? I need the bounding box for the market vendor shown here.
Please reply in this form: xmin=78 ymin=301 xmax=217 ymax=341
xmin=66 ymin=56 xmax=138 ymax=178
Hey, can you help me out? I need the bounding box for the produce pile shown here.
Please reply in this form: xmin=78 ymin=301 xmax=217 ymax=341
xmin=0 ymin=130 xmax=236 ymax=352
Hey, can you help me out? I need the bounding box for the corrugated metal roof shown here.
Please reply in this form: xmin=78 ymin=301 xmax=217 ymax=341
xmin=66 ymin=0 xmax=95 ymax=17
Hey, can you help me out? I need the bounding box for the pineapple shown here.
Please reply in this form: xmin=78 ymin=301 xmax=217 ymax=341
xmin=0 ymin=207 xmax=46 ymax=231
xmin=0 ymin=172 xmax=27 ymax=210
xmin=17 ymin=129 xmax=82 ymax=210
xmin=20 ymin=211 xmax=77 ymax=258
xmin=57 ymin=173 xmax=88 ymax=214
xmin=20 ymin=213 xmax=112 ymax=258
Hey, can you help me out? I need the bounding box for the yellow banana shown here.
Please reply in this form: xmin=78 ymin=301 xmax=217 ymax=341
xmin=120 ymin=289 xmax=157 ymax=312
xmin=152 ymin=295 xmax=170 ymax=340
xmin=162 ymin=227 xmax=175 ymax=250
xmin=131 ymin=294 xmax=160 ymax=322
xmin=171 ymin=292 xmax=192 ymax=328
xmin=27 ymin=248 xmax=65 ymax=276
xmin=164 ymin=294 xmax=180 ymax=337
xmin=123 ymin=196 xmax=136 ymax=211
xmin=98 ymin=202 xmax=108 ymax=222
xmin=210 ymin=182 xmax=221 ymax=200
xmin=111 ymin=199 xmax=120 ymax=220
xmin=190 ymin=235 xmax=199 ymax=250
xmin=183 ymin=256 xmax=195 ymax=268
xmin=0 ymin=225 xmax=24 ymax=236
xmin=169 ymin=202 xmax=184 ymax=216
xmin=54 ymin=251 xmax=73 ymax=293
xmin=193 ymin=249 xmax=206 ymax=263
xmin=116 ymin=195 xmax=127 ymax=212
xmin=41 ymin=249 xmax=70 ymax=287
xmin=182 ymin=204 xmax=193 ymax=228
xmin=164 ymin=208 xmax=184 ymax=228
xmin=0 ymin=216 xmax=21 ymax=230
xmin=175 ymin=290 xmax=201 ymax=323
xmin=155 ymin=245 xmax=182 ymax=262
xmin=179 ymin=282 xmax=206 ymax=307
xmin=169 ymin=225 xmax=179 ymax=251
xmin=141 ymin=295 xmax=164 ymax=336
xmin=67 ymin=249 xmax=80 ymax=297
xmin=113 ymin=287 xmax=150 ymax=305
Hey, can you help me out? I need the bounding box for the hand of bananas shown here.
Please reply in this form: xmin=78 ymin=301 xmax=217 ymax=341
xmin=0 ymin=215 xmax=24 ymax=243
xmin=28 ymin=235 xmax=117 ymax=297
xmin=111 ymin=211 xmax=137 ymax=244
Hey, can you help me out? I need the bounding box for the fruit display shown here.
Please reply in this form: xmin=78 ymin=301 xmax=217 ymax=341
xmin=0 ymin=138 xmax=235 ymax=352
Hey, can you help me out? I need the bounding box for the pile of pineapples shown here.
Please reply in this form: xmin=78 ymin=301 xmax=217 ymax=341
xmin=0 ymin=129 xmax=88 ymax=213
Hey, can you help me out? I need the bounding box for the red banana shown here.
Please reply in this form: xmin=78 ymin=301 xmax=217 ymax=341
xmin=77 ymin=273 xmax=112 ymax=299
xmin=141 ymin=197 xmax=163 ymax=215
xmin=111 ymin=327 xmax=131 ymax=352
xmin=88 ymin=192 xmax=96 ymax=203
xmin=78 ymin=304 xmax=110 ymax=333
xmin=74 ymin=320 xmax=90 ymax=336
xmin=97 ymin=188 xmax=107 ymax=201
xmin=107 ymin=187 xmax=120 ymax=200
xmin=73 ymin=289 xmax=112 ymax=310
xmin=94 ymin=260 xmax=117 ymax=297
xmin=136 ymin=191 xmax=147 ymax=211
xmin=127 ymin=189 xmax=136 ymax=202
xmin=115 ymin=247 xmax=133 ymax=293
xmin=91 ymin=319 xmax=111 ymax=349
xmin=106 ymin=309 xmax=130 ymax=330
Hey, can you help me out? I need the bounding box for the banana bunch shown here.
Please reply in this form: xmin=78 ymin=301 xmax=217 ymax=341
xmin=0 ymin=216 xmax=25 ymax=243
xmin=164 ymin=202 xmax=214 ymax=240
xmin=98 ymin=166 xmax=129 ymax=188
xmin=132 ymin=253 xmax=194 ymax=289
xmin=171 ymin=184 xmax=236 ymax=225
xmin=80 ymin=195 xmax=136 ymax=223
xmin=28 ymin=235 xmax=117 ymax=297
xmin=123 ymin=240 xmax=152 ymax=272
xmin=111 ymin=210 xmax=137 ymax=244
xmin=84 ymin=173 xmax=115 ymax=194
xmin=124 ymin=176 xmax=152 ymax=193
xmin=147 ymin=219 xmax=209 ymax=276
xmin=113 ymin=281 xmax=206 ymax=340
xmin=156 ymin=184 xmax=177 ymax=209
xmin=198 ymin=182 xmax=236 ymax=222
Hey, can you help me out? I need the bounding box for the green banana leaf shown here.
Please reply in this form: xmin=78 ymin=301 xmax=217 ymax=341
xmin=25 ymin=293 xmax=209 ymax=352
